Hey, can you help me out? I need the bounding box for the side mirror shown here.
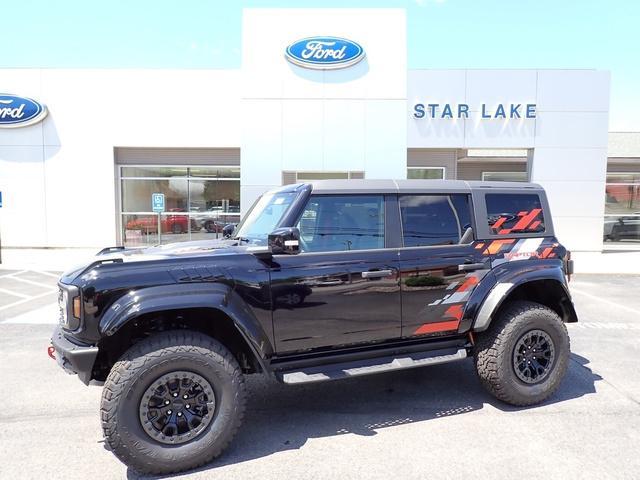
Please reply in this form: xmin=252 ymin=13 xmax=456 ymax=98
xmin=222 ymin=224 xmax=235 ymax=238
xmin=268 ymin=227 xmax=301 ymax=255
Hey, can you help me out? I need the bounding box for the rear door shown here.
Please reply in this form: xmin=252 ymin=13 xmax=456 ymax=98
xmin=271 ymin=194 xmax=402 ymax=354
xmin=398 ymin=193 xmax=489 ymax=337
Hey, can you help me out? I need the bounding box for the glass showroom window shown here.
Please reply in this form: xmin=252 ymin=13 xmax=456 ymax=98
xmin=407 ymin=167 xmax=445 ymax=179
xmin=296 ymin=171 xmax=353 ymax=181
xmin=120 ymin=166 xmax=240 ymax=247
xmin=481 ymin=171 xmax=528 ymax=182
xmin=604 ymin=173 xmax=640 ymax=244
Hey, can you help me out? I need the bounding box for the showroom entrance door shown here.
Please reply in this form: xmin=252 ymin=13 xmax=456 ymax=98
xmin=115 ymin=148 xmax=241 ymax=247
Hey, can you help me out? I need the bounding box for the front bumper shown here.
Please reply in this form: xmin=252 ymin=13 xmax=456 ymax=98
xmin=50 ymin=326 xmax=99 ymax=385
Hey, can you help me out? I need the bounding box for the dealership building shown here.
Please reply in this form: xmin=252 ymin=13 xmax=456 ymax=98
xmin=0 ymin=8 xmax=638 ymax=253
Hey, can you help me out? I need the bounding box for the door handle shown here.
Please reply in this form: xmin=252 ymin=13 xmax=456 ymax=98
xmin=362 ymin=269 xmax=394 ymax=279
xmin=458 ymin=262 xmax=487 ymax=272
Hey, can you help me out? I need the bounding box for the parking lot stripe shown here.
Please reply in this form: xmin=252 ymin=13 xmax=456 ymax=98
xmin=37 ymin=271 xmax=63 ymax=279
xmin=569 ymin=321 xmax=640 ymax=330
xmin=0 ymin=270 xmax=28 ymax=279
xmin=2 ymin=303 xmax=58 ymax=324
xmin=0 ymin=291 xmax=55 ymax=312
xmin=0 ymin=287 xmax=30 ymax=299
xmin=8 ymin=276 xmax=58 ymax=291
xmin=570 ymin=287 xmax=640 ymax=315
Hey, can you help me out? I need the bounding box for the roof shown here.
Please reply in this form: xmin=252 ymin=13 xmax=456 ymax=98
xmin=301 ymin=179 xmax=544 ymax=194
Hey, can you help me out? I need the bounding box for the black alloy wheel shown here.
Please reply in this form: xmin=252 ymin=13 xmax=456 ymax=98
xmin=512 ymin=329 xmax=555 ymax=384
xmin=139 ymin=371 xmax=215 ymax=444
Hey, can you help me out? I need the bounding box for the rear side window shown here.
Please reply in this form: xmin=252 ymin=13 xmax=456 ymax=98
xmin=486 ymin=193 xmax=545 ymax=235
xmin=297 ymin=195 xmax=385 ymax=252
xmin=400 ymin=194 xmax=472 ymax=247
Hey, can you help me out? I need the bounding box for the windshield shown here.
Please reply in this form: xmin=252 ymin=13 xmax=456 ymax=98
xmin=234 ymin=191 xmax=298 ymax=244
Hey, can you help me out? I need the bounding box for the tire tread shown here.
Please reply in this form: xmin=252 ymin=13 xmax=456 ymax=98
xmin=474 ymin=300 xmax=569 ymax=406
xmin=100 ymin=330 xmax=246 ymax=475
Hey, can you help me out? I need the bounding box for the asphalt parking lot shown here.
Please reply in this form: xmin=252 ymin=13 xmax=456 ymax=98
xmin=0 ymin=273 xmax=639 ymax=479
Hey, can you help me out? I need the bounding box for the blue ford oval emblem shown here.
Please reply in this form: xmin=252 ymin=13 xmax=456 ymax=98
xmin=285 ymin=36 xmax=365 ymax=70
xmin=0 ymin=94 xmax=48 ymax=128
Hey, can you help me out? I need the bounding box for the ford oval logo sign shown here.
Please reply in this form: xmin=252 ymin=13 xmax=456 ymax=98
xmin=0 ymin=94 xmax=48 ymax=128
xmin=285 ymin=36 xmax=365 ymax=70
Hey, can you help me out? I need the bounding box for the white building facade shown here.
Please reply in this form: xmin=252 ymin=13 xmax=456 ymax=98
xmin=1 ymin=8 xmax=636 ymax=253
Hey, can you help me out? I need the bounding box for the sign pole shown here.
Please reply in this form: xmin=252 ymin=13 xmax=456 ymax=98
xmin=151 ymin=193 xmax=165 ymax=246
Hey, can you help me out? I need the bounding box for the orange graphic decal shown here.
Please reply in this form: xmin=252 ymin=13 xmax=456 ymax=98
xmin=444 ymin=304 xmax=464 ymax=321
xmin=414 ymin=320 xmax=460 ymax=335
xmin=512 ymin=208 xmax=542 ymax=231
xmin=540 ymin=247 xmax=553 ymax=259
xmin=483 ymin=239 xmax=515 ymax=255
xmin=457 ymin=276 xmax=479 ymax=292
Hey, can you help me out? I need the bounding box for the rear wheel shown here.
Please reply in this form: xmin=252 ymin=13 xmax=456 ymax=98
xmin=474 ymin=300 xmax=570 ymax=406
xmin=101 ymin=331 xmax=246 ymax=475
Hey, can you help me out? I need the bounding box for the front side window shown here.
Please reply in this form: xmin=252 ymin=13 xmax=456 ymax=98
xmin=486 ymin=193 xmax=545 ymax=235
xmin=400 ymin=195 xmax=472 ymax=247
xmin=297 ymin=195 xmax=385 ymax=252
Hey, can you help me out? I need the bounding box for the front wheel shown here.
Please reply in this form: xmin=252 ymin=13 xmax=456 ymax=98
xmin=474 ymin=300 xmax=570 ymax=406
xmin=101 ymin=331 xmax=246 ymax=475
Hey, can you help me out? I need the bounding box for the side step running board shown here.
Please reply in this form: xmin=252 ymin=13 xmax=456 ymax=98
xmin=276 ymin=347 xmax=467 ymax=385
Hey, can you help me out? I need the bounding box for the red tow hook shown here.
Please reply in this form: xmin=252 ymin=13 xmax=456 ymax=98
xmin=47 ymin=345 xmax=56 ymax=360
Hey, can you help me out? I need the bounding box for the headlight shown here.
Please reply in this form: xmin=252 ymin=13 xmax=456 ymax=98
xmin=58 ymin=285 xmax=81 ymax=330
xmin=58 ymin=288 xmax=68 ymax=327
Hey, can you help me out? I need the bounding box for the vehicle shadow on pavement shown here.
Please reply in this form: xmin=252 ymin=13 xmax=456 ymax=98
xmin=128 ymin=352 xmax=600 ymax=479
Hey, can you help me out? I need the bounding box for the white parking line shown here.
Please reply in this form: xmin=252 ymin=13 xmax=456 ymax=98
xmin=571 ymin=287 xmax=640 ymax=316
xmin=0 ymin=287 xmax=29 ymax=299
xmin=0 ymin=270 xmax=28 ymax=279
xmin=569 ymin=322 xmax=640 ymax=330
xmin=37 ymin=271 xmax=62 ymax=279
xmin=2 ymin=303 xmax=58 ymax=324
xmin=7 ymin=275 xmax=57 ymax=291
xmin=0 ymin=291 xmax=56 ymax=312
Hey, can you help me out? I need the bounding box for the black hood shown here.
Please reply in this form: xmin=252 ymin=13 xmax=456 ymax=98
xmin=60 ymin=238 xmax=247 ymax=284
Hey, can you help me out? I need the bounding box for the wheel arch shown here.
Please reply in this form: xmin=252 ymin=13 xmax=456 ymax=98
xmin=473 ymin=273 xmax=577 ymax=333
xmin=93 ymin=283 xmax=273 ymax=381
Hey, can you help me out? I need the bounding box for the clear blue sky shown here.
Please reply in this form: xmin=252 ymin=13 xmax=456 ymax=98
xmin=2 ymin=0 xmax=638 ymax=130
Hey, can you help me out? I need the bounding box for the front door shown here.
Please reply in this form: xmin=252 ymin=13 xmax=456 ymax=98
xmin=397 ymin=193 xmax=487 ymax=337
xmin=271 ymin=194 xmax=401 ymax=354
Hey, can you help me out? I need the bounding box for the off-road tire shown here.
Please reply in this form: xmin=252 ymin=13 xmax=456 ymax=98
xmin=101 ymin=330 xmax=246 ymax=475
xmin=474 ymin=300 xmax=570 ymax=406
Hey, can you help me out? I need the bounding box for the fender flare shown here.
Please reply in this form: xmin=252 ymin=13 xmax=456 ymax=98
xmin=98 ymin=282 xmax=273 ymax=369
xmin=471 ymin=265 xmax=576 ymax=332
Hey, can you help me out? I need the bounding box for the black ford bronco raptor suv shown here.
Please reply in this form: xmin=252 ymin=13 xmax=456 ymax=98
xmin=51 ymin=179 xmax=577 ymax=474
